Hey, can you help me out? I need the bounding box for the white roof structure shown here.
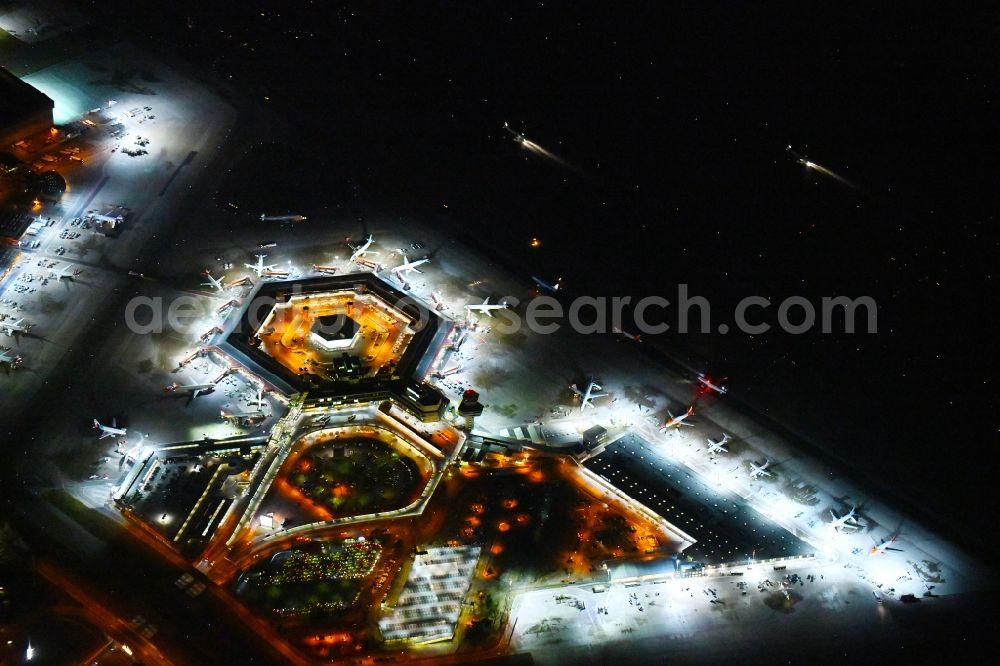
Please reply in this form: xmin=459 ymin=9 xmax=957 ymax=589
xmin=379 ymin=545 xmax=481 ymax=644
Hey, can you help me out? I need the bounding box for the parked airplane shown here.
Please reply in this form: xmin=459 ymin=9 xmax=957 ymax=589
xmin=201 ymin=272 xmax=226 ymax=291
xmin=465 ymin=297 xmax=509 ymax=318
xmin=706 ymin=433 xmax=730 ymax=455
xmin=248 ymin=388 xmax=267 ymax=408
xmin=697 ymin=373 xmax=728 ymax=395
xmin=163 ymin=382 xmax=216 ymax=400
xmin=393 ymin=255 xmax=429 ymax=277
xmin=531 ymin=275 xmax=563 ymax=293
xmin=93 ymin=418 xmax=127 ymax=439
xmin=349 ymin=235 xmax=378 ymax=263
xmin=1 ymin=318 xmax=28 ymax=336
xmin=749 ymin=459 xmax=772 ymax=479
xmin=660 ymin=405 xmax=695 ymax=431
xmin=870 ymin=534 xmax=903 ymax=556
xmin=312 ymin=264 xmax=338 ymax=275
xmin=569 ymin=379 xmax=607 ymax=411
xmin=245 ymin=253 xmax=277 ymax=277
xmin=828 ymin=506 xmax=861 ymax=532
xmin=49 ymin=264 xmax=77 ymax=280
xmin=260 ymin=213 xmax=307 ymax=223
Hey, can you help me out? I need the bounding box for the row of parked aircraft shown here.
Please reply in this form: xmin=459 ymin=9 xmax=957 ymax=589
xmin=212 ymin=236 xmax=432 ymax=285
xmin=558 ymin=370 xmax=905 ymax=559
xmin=93 ymin=383 xmax=269 ymax=442
xmin=362 ymin=238 xmax=433 ymax=282
xmin=568 ymin=376 xmax=706 ymax=434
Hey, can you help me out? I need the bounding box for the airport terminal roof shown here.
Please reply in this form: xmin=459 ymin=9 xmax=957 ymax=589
xmin=219 ymin=272 xmax=453 ymax=400
xmin=585 ymin=435 xmax=814 ymax=565
xmin=0 ymin=66 xmax=54 ymax=126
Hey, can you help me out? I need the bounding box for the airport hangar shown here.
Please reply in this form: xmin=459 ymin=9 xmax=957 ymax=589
xmin=0 ymin=66 xmax=53 ymax=149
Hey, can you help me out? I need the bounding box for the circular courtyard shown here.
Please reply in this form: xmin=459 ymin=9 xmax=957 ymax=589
xmin=270 ymin=428 xmax=433 ymax=526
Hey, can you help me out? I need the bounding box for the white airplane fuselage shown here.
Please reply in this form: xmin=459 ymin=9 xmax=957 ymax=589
xmin=349 ymin=235 xmax=377 ymax=263
xmin=661 ymin=406 xmax=694 ymax=430
xmin=698 ymin=373 xmax=727 ymax=394
xmin=707 ymin=434 xmax=730 ymax=454
xmin=395 ymin=257 xmax=429 ymax=275
xmin=93 ymin=419 xmax=127 ymax=438
xmin=245 ymin=254 xmax=278 ymax=277
xmin=570 ymin=380 xmax=605 ymax=411
xmin=465 ymin=298 xmax=509 ymax=318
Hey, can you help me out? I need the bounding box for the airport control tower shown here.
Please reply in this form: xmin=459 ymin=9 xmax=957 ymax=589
xmin=457 ymin=389 xmax=484 ymax=431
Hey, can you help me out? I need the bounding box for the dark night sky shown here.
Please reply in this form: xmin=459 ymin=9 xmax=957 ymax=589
xmin=104 ymin=1 xmax=999 ymax=554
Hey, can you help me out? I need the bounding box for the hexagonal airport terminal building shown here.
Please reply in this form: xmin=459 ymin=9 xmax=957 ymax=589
xmin=216 ymin=273 xmax=454 ymax=420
